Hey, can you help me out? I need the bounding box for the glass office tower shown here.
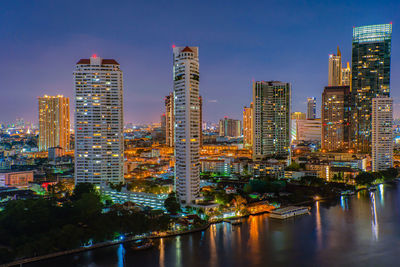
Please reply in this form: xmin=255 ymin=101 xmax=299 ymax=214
xmin=350 ymin=23 xmax=392 ymax=153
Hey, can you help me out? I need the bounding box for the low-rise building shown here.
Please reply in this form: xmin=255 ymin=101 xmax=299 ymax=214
xmin=100 ymin=186 xmax=168 ymax=210
xmin=0 ymin=170 xmax=34 ymax=187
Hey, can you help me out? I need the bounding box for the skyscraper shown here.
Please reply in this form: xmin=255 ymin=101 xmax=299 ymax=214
xmin=38 ymin=95 xmax=70 ymax=152
xmin=307 ymin=97 xmax=317 ymax=119
xmin=243 ymin=103 xmax=254 ymax=148
xmin=372 ymin=97 xmax=393 ymax=172
xmin=219 ymin=117 xmax=242 ymax=138
xmin=165 ymin=92 xmax=174 ymax=147
xmin=350 ymin=24 xmax=392 ymax=153
xmin=165 ymin=93 xmax=202 ymax=148
xmin=199 ymin=96 xmax=203 ymax=147
xmin=73 ymin=55 xmax=124 ymax=185
xmin=328 ymin=46 xmax=342 ymax=86
xmin=253 ymin=81 xmax=291 ymax=159
xmin=341 ymin=62 xmax=351 ymax=86
xmin=321 ymin=86 xmax=350 ymax=152
xmin=173 ymin=46 xmax=200 ymax=204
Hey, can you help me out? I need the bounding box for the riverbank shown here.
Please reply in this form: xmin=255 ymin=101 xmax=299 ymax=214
xmin=2 ymin=223 xmax=211 ymax=267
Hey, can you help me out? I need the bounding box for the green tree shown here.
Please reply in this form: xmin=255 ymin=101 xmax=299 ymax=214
xmin=355 ymin=172 xmax=375 ymax=186
xmin=164 ymin=192 xmax=181 ymax=214
xmin=71 ymin=183 xmax=98 ymax=200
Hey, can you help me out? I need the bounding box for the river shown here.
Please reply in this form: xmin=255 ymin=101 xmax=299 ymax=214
xmin=26 ymin=183 xmax=400 ymax=267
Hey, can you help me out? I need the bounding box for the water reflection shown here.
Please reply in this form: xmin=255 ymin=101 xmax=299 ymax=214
xmin=379 ymin=184 xmax=385 ymax=205
xmin=159 ymin=238 xmax=165 ymax=267
xmin=340 ymin=196 xmax=349 ymax=211
xmin=176 ymin=236 xmax=182 ymax=267
xmin=209 ymin=224 xmax=217 ymax=267
xmin=370 ymin=192 xmax=379 ymax=241
xmin=117 ymin=244 xmax=125 ymax=267
xmin=315 ymin=201 xmax=322 ymax=249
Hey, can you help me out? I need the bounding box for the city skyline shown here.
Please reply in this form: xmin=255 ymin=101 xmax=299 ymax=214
xmin=1 ymin=1 xmax=400 ymax=124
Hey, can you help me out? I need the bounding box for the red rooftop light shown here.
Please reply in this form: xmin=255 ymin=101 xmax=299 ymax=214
xmin=92 ymin=54 xmax=97 ymax=58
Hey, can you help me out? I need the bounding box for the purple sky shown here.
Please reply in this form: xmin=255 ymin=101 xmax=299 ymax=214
xmin=1 ymin=0 xmax=400 ymax=125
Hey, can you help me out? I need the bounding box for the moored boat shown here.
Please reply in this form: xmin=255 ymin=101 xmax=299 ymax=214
xmin=269 ymin=206 xmax=310 ymax=219
xmin=131 ymin=239 xmax=154 ymax=251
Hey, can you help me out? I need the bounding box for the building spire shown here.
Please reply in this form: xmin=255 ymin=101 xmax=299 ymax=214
xmin=337 ymin=46 xmax=341 ymax=57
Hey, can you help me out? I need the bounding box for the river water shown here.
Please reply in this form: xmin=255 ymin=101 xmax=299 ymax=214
xmin=27 ymin=183 xmax=400 ymax=267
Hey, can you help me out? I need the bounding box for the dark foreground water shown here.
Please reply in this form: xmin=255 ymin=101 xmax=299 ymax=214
xmin=27 ymin=183 xmax=400 ymax=267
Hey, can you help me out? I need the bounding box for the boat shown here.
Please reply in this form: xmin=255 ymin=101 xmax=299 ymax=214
xmin=269 ymin=206 xmax=310 ymax=219
xmin=231 ymin=220 xmax=242 ymax=226
xmin=341 ymin=190 xmax=355 ymax=196
xmin=131 ymin=239 xmax=154 ymax=251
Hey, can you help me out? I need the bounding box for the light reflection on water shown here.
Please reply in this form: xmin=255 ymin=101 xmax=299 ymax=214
xmin=370 ymin=191 xmax=379 ymax=241
xmin=27 ymin=183 xmax=400 ymax=267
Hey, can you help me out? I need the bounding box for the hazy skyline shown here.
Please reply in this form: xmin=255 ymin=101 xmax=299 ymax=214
xmin=1 ymin=0 xmax=399 ymax=124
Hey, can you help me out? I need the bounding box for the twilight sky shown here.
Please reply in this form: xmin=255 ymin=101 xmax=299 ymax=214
xmin=0 ymin=0 xmax=399 ymax=125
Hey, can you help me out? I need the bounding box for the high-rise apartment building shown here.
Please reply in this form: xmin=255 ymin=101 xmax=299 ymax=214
xmin=243 ymin=103 xmax=254 ymax=148
xmin=219 ymin=117 xmax=242 ymax=138
xmin=341 ymin=62 xmax=351 ymax=86
xmin=165 ymin=93 xmax=174 ymax=147
xmin=253 ymin=81 xmax=291 ymax=159
xmin=165 ymin=93 xmax=203 ymax=148
xmin=350 ymin=24 xmax=392 ymax=153
xmin=328 ymin=46 xmax=342 ymax=86
xmin=372 ymin=97 xmax=393 ymax=172
xmin=173 ymin=46 xmax=200 ymax=204
xmin=307 ymin=97 xmax=317 ymax=119
xmin=199 ymin=96 xmax=203 ymax=147
xmin=73 ymin=55 xmax=124 ymax=185
xmin=321 ymin=86 xmax=350 ymax=152
xmin=38 ymin=95 xmax=70 ymax=152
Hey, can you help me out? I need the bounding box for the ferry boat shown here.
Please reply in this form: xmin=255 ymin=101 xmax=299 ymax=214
xmin=131 ymin=239 xmax=154 ymax=251
xmin=269 ymin=206 xmax=310 ymax=219
xmin=341 ymin=190 xmax=355 ymax=196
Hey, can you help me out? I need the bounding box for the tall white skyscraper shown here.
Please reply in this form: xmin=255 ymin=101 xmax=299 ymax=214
xmin=328 ymin=46 xmax=342 ymax=86
xmin=372 ymin=97 xmax=393 ymax=172
xmin=173 ymin=46 xmax=201 ymax=205
xmin=73 ymin=55 xmax=124 ymax=185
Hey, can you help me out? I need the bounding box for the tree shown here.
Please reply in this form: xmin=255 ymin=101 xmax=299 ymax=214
xmin=285 ymin=162 xmax=301 ymax=171
xmin=71 ymin=183 xmax=98 ymax=200
xmin=355 ymin=172 xmax=375 ymax=186
xmin=381 ymin=168 xmax=398 ymax=181
xmin=164 ymin=192 xmax=181 ymax=214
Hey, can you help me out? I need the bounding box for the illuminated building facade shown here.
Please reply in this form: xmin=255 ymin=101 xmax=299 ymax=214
xmin=173 ymin=46 xmax=200 ymax=204
xmin=165 ymin=92 xmax=174 ymax=147
xmin=296 ymin=119 xmax=321 ymax=142
xmin=372 ymin=97 xmax=393 ymax=172
xmin=219 ymin=117 xmax=242 ymax=138
xmin=307 ymin=97 xmax=317 ymax=119
xmin=290 ymin=112 xmax=306 ymax=143
xmin=350 ymin=24 xmax=392 ymax=153
xmin=243 ymin=103 xmax=254 ymax=148
xmin=73 ymin=55 xmax=124 ymax=185
xmin=253 ymin=81 xmax=291 ymax=159
xmin=341 ymin=62 xmax=351 ymax=86
xmin=321 ymin=86 xmax=350 ymax=152
xmin=38 ymin=95 xmax=70 ymax=152
xmin=328 ymin=46 xmax=342 ymax=86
